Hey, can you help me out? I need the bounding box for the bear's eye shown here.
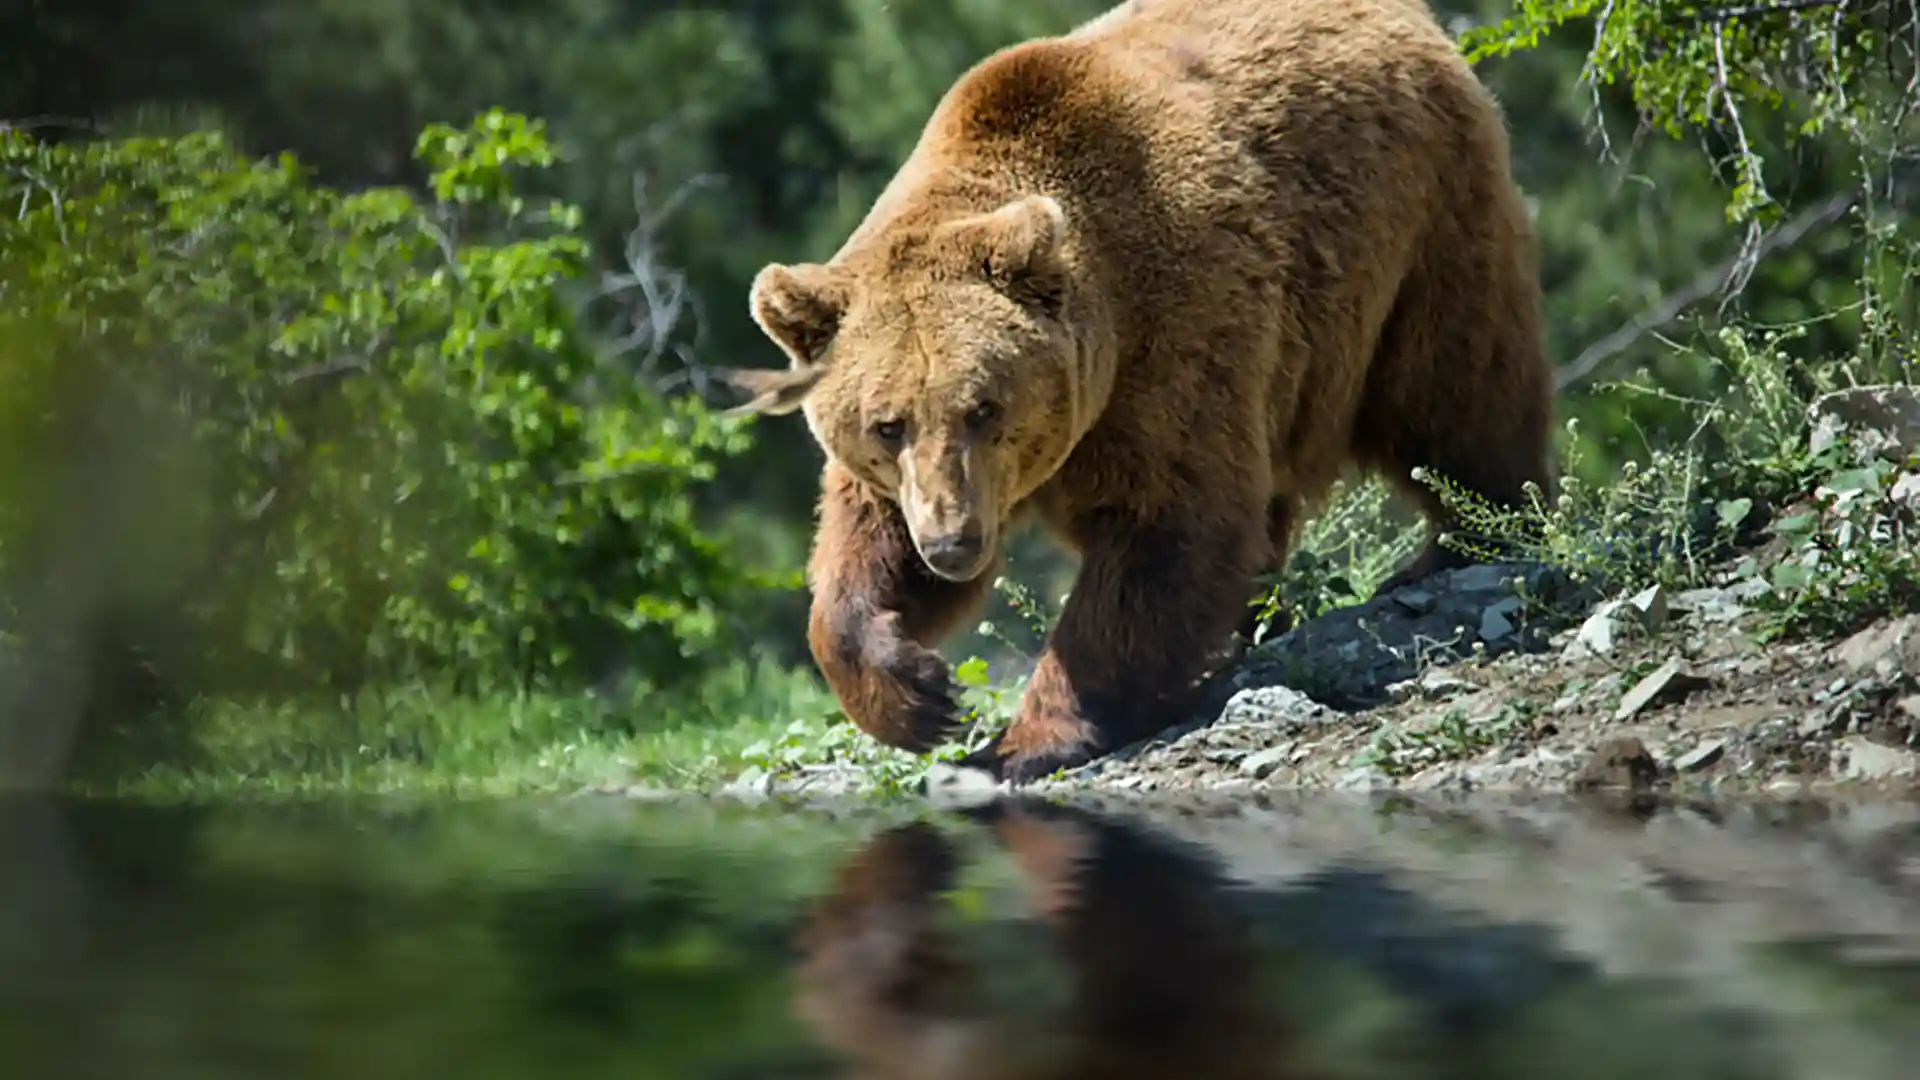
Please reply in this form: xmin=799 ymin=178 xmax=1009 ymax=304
xmin=964 ymin=400 xmax=1000 ymax=431
xmin=873 ymin=418 xmax=906 ymax=446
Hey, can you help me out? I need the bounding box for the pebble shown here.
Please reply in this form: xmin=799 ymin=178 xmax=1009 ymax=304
xmin=1835 ymin=737 xmax=1920 ymax=782
xmin=1625 ymin=584 xmax=1670 ymax=630
xmin=1614 ymin=657 xmax=1713 ymax=721
xmin=924 ymin=761 xmax=1004 ymax=808
xmin=1674 ymin=739 xmax=1726 ymax=773
xmin=1239 ymin=745 xmax=1291 ymax=780
xmin=1393 ymin=587 xmax=1438 ymax=614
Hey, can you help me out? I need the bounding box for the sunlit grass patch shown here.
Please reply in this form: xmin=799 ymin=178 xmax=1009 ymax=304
xmin=82 ymin=653 xmax=837 ymax=800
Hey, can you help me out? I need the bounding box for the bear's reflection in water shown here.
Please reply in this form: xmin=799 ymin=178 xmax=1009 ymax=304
xmin=791 ymin=800 xmax=1310 ymax=1080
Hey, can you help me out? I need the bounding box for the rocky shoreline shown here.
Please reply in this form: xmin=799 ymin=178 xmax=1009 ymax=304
xmin=748 ymin=552 xmax=1919 ymax=805
xmin=1017 ymin=563 xmax=1920 ymax=801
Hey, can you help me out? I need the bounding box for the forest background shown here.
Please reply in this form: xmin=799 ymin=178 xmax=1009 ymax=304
xmin=1 ymin=0 xmax=1914 ymax=795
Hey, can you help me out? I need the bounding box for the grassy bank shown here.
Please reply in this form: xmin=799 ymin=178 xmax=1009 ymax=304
xmin=81 ymin=656 xmax=1040 ymax=801
xmin=76 ymin=655 xmax=831 ymax=800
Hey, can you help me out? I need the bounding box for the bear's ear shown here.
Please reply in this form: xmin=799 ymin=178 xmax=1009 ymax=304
xmin=708 ymin=364 xmax=827 ymax=417
xmin=970 ymin=194 xmax=1069 ymax=315
xmin=749 ymin=262 xmax=848 ymax=365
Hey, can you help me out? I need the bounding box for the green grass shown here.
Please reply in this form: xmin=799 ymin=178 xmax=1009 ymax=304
xmin=77 ymin=634 xmax=1031 ymax=800
xmin=79 ymin=652 xmax=843 ymax=800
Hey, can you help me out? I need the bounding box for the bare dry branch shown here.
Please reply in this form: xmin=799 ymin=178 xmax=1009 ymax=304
xmin=1678 ymin=0 xmax=1852 ymax=23
xmin=584 ymin=168 xmax=723 ymax=383
xmin=1585 ymin=0 xmax=1622 ymax=167
xmin=1556 ymin=191 xmax=1857 ymax=392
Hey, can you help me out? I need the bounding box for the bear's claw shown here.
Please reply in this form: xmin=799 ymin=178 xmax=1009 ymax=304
xmin=853 ymin=642 xmax=969 ymax=754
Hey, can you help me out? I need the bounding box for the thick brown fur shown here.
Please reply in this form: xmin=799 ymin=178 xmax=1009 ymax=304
xmin=791 ymin=801 xmax=1306 ymax=1080
xmin=714 ymin=0 xmax=1556 ymax=782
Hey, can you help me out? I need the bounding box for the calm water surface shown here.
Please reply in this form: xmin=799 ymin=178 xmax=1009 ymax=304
xmin=3 ymin=792 xmax=1918 ymax=1080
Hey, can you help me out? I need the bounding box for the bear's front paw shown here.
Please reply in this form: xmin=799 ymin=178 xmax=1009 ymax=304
xmin=842 ymin=639 xmax=967 ymax=754
xmin=960 ymin=703 xmax=1104 ymax=786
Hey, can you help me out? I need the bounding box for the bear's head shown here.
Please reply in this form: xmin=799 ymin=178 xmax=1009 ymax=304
xmin=721 ymin=193 xmax=1093 ymax=583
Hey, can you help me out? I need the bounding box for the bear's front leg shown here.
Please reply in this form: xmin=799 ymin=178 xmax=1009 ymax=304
xmin=965 ymin=507 xmax=1264 ymax=784
xmin=808 ymin=462 xmax=999 ymax=753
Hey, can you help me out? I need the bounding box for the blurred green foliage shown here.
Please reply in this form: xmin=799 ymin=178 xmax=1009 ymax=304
xmin=0 ymin=109 xmax=773 ymax=713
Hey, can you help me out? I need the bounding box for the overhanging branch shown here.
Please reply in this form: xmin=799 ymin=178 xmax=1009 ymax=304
xmin=1555 ymin=191 xmax=1856 ymax=393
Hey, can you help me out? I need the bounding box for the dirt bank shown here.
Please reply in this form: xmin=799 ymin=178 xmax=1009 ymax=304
xmin=1016 ymin=563 xmax=1920 ymax=800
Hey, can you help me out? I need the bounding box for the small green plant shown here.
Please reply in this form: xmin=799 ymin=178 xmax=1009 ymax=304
xmin=948 ymin=565 xmax=1057 ymax=742
xmin=1748 ymin=454 xmax=1920 ymax=640
xmin=1409 ymin=320 xmax=1876 ymax=600
xmin=1416 ymin=439 xmax=1735 ymax=599
xmin=729 ymin=674 xmax=1009 ymax=797
xmin=1245 ymin=476 xmax=1425 ymax=645
xmin=1352 ymin=701 xmax=1532 ymax=778
xmin=976 ymin=571 xmax=1057 ymax=649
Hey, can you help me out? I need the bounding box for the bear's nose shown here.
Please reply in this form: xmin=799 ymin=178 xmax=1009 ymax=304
xmin=918 ymin=530 xmax=985 ymax=579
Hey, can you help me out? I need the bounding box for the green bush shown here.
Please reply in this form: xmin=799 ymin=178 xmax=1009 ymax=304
xmin=1463 ymin=1 xmax=1912 ymax=224
xmin=0 ymin=110 xmax=771 ymax=711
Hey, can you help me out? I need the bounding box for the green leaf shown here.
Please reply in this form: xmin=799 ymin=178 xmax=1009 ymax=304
xmin=1717 ymin=498 xmax=1753 ymax=530
xmin=953 ymin=657 xmax=991 ymax=687
xmin=1773 ymin=512 xmax=1819 ymax=536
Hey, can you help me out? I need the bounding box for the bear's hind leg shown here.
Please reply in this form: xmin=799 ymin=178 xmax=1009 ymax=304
xmin=1367 ymin=412 xmax=1556 ymax=597
xmin=808 ymin=462 xmax=998 ymax=752
xmin=964 ymin=504 xmax=1266 ymax=784
xmin=1360 ymin=247 xmax=1556 ymax=597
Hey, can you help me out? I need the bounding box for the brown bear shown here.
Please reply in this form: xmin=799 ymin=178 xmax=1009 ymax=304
xmin=713 ymin=0 xmax=1556 ymax=783
xmin=791 ymin=801 xmax=1311 ymax=1080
